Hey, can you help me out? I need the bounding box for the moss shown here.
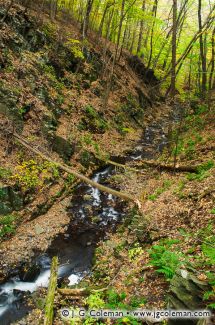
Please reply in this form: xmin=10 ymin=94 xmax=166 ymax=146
xmin=80 ymin=105 xmax=108 ymax=134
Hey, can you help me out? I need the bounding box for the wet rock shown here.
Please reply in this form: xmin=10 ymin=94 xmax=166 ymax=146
xmin=20 ymin=264 xmax=40 ymax=282
xmin=13 ymin=289 xmax=25 ymax=297
xmin=0 ymin=291 xmax=8 ymax=304
xmin=83 ymin=194 xmax=92 ymax=201
xmin=92 ymin=216 xmax=102 ymax=224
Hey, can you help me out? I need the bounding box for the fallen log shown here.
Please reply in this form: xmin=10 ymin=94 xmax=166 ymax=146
xmin=13 ymin=132 xmax=141 ymax=208
xmin=44 ymin=256 xmax=58 ymax=325
xmin=133 ymin=160 xmax=199 ymax=173
xmin=58 ymin=287 xmax=107 ymax=296
xmin=106 ymin=159 xmax=142 ymax=173
xmin=94 ymin=153 xmax=199 ymax=174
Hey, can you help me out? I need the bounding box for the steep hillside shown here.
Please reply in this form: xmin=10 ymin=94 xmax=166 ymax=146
xmin=0 ymin=2 xmax=161 ymax=278
xmin=0 ymin=2 xmax=214 ymax=325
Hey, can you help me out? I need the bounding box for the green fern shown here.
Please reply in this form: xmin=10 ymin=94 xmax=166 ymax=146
xmin=201 ymin=243 xmax=215 ymax=265
xmin=148 ymin=244 xmax=184 ymax=279
xmin=203 ymin=291 xmax=214 ymax=301
xmin=207 ymin=303 xmax=215 ymax=310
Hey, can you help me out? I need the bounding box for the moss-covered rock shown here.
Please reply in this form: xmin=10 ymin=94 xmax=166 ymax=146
xmin=50 ymin=135 xmax=75 ymax=162
xmin=0 ymin=185 xmax=23 ymax=215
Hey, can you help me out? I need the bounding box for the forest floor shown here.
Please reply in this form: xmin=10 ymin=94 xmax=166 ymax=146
xmin=16 ymin=107 xmax=215 ymax=325
xmin=0 ymin=2 xmax=214 ymax=325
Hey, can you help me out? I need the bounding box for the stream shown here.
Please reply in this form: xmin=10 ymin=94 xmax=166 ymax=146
xmin=0 ymin=167 xmax=124 ymax=325
xmin=0 ymin=107 xmax=182 ymax=325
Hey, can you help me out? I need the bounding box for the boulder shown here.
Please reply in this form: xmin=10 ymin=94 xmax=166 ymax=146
xmin=168 ymin=269 xmax=211 ymax=325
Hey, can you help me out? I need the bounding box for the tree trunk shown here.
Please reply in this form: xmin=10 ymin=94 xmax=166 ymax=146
xmin=12 ymin=132 xmax=140 ymax=206
xmin=44 ymin=257 xmax=58 ymax=325
xmin=209 ymin=27 xmax=215 ymax=91
xmin=136 ymin=0 xmax=146 ymax=54
xmin=198 ymin=0 xmax=207 ymax=98
xmin=170 ymin=0 xmax=177 ymax=96
xmin=208 ymin=27 xmax=215 ymax=109
xmin=82 ymin=0 xmax=94 ymax=40
xmin=147 ymin=0 xmax=158 ymax=68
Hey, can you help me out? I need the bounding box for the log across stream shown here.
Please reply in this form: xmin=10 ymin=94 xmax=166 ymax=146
xmin=0 ymin=166 xmax=125 ymax=325
xmin=0 ymin=107 xmax=182 ymax=325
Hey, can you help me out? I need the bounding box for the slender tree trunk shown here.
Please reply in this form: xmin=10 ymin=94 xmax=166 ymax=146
xmin=103 ymin=0 xmax=125 ymax=110
xmin=82 ymin=0 xmax=94 ymax=40
xmin=147 ymin=0 xmax=158 ymax=68
xmin=170 ymin=0 xmax=177 ymax=96
xmin=198 ymin=0 xmax=207 ymax=98
xmin=209 ymin=27 xmax=215 ymax=91
xmin=136 ymin=0 xmax=146 ymax=54
xmin=98 ymin=1 xmax=115 ymax=37
xmin=130 ymin=23 xmax=138 ymax=53
xmin=162 ymin=4 xmax=215 ymax=80
xmin=208 ymin=27 xmax=215 ymax=109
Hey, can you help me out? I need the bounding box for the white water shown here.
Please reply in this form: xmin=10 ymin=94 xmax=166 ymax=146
xmin=0 ymin=262 xmax=85 ymax=319
xmin=0 ymin=166 xmax=121 ymax=323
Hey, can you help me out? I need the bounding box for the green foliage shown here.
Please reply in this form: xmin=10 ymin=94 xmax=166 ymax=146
xmin=130 ymin=296 xmax=147 ymax=307
xmin=106 ymin=289 xmax=127 ymax=309
xmin=80 ymin=134 xmax=108 ymax=161
xmin=0 ymin=167 xmax=12 ymax=180
xmin=193 ymin=103 xmax=208 ymax=115
xmin=148 ymin=239 xmax=184 ymax=279
xmin=65 ymin=38 xmax=84 ymax=60
xmin=80 ymin=105 xmax=108 ymax=133
xmin=203 ymin=291 xmax=214 ymax=301
xmin=174 ymin=179 xmax=187 ymax=199
xmin=121 ymin=94 xmax=144 ymax=121
xmin=12 ymin=160 xmax=59 ymax=190
xmin=187 ymin=160 xmax=214 ymax=181
xmin=128 ymin=243 xmax=143 ymax=261
xmin=40 ymin=63 xmax=64 ymax=91
xmin=115 ymin=317 xmax=141 ymax=325
xmin=65 ymin=174 xmax=76 ymax=187
xmin=85 ymin=292 xmax=105 ymax=309
xmin=206 ymin=272 xmax=215 ymax=286
xmin=148 ymin=179 xmax=172 ymax=201
xmin=171 ymin=130 xmax=204 ymax=160
xmin=42 ymin=22 xmax=57 ymax=39
xmin=0 ymin=215 xmax=16 ymax=238
xmin=198 ymin=223 xmax=215 ymax=265
xmin=80 ymin=150 xmax=92 ymax=168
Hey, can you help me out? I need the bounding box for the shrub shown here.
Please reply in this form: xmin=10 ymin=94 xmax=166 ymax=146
xmin=187 ymin=160 xmax=214 ymax=181
xmin=12 ymin=160 xmax=59 ymax=190
xmin=65 ymin=39 xmax=84 ymax=60
xmin=0 ymin=215 xmax=16 ymax=239
xmin=0 ymin=167 xmax=12 ymax=180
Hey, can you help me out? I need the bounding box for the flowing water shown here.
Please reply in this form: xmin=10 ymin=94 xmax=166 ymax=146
xmin=0 ymin=167 xmax=124 ymax=325
xmin=0 ymin=107 xmax=182 ymax=324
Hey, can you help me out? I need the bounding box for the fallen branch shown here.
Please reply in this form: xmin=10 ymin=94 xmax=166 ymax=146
xmin=106 ymin=159 xmax=142 ymax=173
xmin=44 ymin=256 xmax=58 ymax=325
xmin=13 ymin=132 xmax=141 ymax=208
xmin=58 ymin=287 xmax=108 ymax=296
xmin=133 ymin=160 xmax=199 ymax=173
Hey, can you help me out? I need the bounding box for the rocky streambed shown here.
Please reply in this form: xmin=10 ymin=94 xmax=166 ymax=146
xmin=0 ymin=166 xmax=126 ymax=325
xmin=0 ymin=106 xmax=183 ymax=325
